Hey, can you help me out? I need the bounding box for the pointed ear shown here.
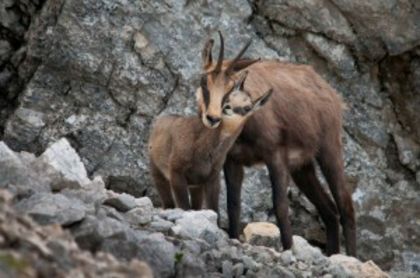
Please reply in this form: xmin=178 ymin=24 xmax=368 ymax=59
xmin=202 ymin=38 xmax=214 ymax=70
xmin=234 ymin=70 xmax=248 ymax=91
xmin=252 ymin=88 xmax=273 ymax=111
xmin=227 ymin=58 xmax=260 ymax=75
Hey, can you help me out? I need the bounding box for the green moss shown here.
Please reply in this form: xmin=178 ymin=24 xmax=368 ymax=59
xmin=174 ymin=252 xmax=184 ymax=264
xmin=0 ymin=253 xmax=29 ymax=272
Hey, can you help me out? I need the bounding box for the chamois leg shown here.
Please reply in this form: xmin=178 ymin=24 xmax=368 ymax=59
xmin=266 ymin=151 xmax=292 ymax=250
xmin=224 ymin=157 xmax=244 ymax=239
xmin=291 ymin=162 xmax=340 ymax=255
xmin=150 ymin=162 xmax=175 ymax=209
xmin=170 ymin=170 xmax=191 ymax=210
xmin=204 ymin=174 xmax=221 ymax=225
xmin=317 ymin=143 xmax=356 ymax=257
xmin=189 ymin=186 xmax=204 ymax=210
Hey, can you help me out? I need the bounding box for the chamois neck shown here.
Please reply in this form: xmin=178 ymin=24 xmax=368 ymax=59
xmin=191 ymin=117 xmax=242 ymax=159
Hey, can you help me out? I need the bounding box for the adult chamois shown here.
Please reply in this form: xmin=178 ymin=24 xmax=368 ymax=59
xmin=148 ymin=71 xmax=272 ymax=219
xmin=195 ymin=32 xmax=356 ymax=256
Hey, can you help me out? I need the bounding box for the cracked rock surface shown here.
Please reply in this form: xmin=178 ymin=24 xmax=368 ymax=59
xmin=0 ymin=0 xmax=419 ymax=273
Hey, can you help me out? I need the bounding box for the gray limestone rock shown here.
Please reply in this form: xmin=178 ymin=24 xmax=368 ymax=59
xmin=37 ymin=138 xmax=91 ymax=190
xmin=103 ymin=192 xmax=138 ymax=212
xmin=14 ymin=193 xmax=87 ymax=226
xmin=171 ymin=210 xmax=227 ymax=246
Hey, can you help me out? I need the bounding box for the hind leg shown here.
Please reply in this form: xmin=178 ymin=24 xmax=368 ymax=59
xmin=292 ymin=162 xmax=340 ymax=255
xmin=266 ymin=150 xmax=293 ymax=250
xmin=318 ymin=142 xmax=356 ymax=256
xmin=150 ymin=162 xmax=175 ymax=209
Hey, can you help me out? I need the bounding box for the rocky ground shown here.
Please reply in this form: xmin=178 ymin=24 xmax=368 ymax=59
xmin=0 ymin=138 xmax=392 ymax=277
xmin=1 ymin=0 xmax=419 ymax=275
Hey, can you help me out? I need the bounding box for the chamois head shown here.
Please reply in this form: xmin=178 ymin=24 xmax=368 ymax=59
xmin=196 ymin=32 xmax=260 ymax=128
xmin=220 ymin=71 xmax=272 ymax=130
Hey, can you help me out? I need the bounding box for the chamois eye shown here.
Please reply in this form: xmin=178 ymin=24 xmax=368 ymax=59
xmin=244 ymin=106 xmax=252 ymax=113
xmin=223 ymin=105 xmax=233 ymax=115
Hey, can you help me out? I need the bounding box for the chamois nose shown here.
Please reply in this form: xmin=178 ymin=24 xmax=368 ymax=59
xmin=206 ymin=115 xmax=221 ymax=126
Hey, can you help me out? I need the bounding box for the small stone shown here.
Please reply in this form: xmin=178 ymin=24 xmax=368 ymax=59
xmin=158 ymin=208 xmax=185 ymax=222
xmin=232 ymin=263 xmax=244 ymax=277
xmin=150 ymin=219 xmax=174 ymax=233
xmin=125 ymin=207 xmax=153 ymax=225
xmin=104 ymin=192 xmax=137 ymax=212
xmin=71 ymin=215 xmax=127 ymax=251
xmin=134 ymin=32 xmax=149 ymax=52
xmin=292 ymin=236 xmax=324 ymax=265
xmin=279 ymin=250 xmax=296 ymax=265
xmin=255 ymin=266 xmax=295 ymax=278
xmin=135 ymin=197 xmax=154 ymax=209
xmin=222 ymin=260 xmax=233 ymax=278
xmin=329 ymin=255 xmax=389 ymax=278
xmin=242 ymin=255 xmax=259 ymax=272
xmin=296 ymin=261 xmax=309 ymax=270
xmin=172 ymin=210 xmax=227 ymax=246
xmin=243 ymin=222 xmax=280 ymax=248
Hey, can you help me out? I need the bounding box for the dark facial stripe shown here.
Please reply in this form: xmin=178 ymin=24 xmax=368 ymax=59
xmin=200 ymin=75 xmax=210 ymax=108
xmin=233 ymin=107 xmax=249 ymax=116
xmin=221 ymin=83 xmax=236 ymax=106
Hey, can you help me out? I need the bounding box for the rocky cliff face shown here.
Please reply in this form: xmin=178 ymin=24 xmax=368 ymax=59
xmin=0 ymin=0 xmax=419 ymax=274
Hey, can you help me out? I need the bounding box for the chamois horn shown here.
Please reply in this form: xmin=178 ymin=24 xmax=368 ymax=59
xmin=213 ymin=31 xmax=225 ymax=74
xmin=226 ymin=39 xmax=259 ymax=75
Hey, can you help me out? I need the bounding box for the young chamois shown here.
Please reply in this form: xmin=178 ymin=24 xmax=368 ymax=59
xmin=195 ymin=32 xmax=356 ymax=256
xmin=148 ymin=72 xmax=272 ymax=217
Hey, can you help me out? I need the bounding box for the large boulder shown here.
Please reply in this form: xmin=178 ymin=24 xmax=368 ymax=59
xmin=170 ymin=210 xmax=227 ymax=247
xmin=37 ymin=138 xmax=91 ymax=190
xmin=14 ymin=193 xmax=87 ymax=226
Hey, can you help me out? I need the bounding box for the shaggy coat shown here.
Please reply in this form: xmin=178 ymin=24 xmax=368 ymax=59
xmin=148 ymin=75 xmax=271 ymax=218
xmin=196 ymin=33 xmax=356 ymax=256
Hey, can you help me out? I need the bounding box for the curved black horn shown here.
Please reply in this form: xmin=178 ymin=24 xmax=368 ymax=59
xmin=202 ymin=38 xmax=214 ymax=70
xmin=225 ymin=39 xmax=253 ymax=74
xmin=213 ymin=31 xmax=225 ymax=74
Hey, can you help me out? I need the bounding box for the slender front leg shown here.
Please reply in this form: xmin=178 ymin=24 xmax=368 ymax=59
xmin=224 ymin=157 xmax=244 ymax=239
xmin=189 ymin=186 xmax=204 ymax=210
xmin=150 ymin=161 xmax=175 ymax=209
xmin=170 ymin=170 xmax=190 ymax=210
xmin=266 ymin=150 xmax=292 ymax=250
xmin=204 ymin=174 xmax=221 ymax=225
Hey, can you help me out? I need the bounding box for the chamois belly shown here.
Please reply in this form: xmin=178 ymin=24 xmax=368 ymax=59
xmin=229 ymin=142 xmax=310 ymax=169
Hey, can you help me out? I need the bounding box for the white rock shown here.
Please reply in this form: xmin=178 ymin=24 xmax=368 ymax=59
xmin=243 ymin=222 xmax=280 ymax=248
xmin=292 ymin=235 xmax=325 ymax=265
xmin=104 ymin=192 xmax=137 ymax=212
xmin=38 ymin=138 xmax=90 ymax=190
xmin=329 ymin=254 xmax=389 ymax=278
xmin=171 ymin=210 xmax=226 ymax=246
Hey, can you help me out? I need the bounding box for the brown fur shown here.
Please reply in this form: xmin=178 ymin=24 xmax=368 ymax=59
xmin=148 ymin=82 xmax=271 ymax=218
xmin=196 ymin=35 xmax=356 ymax=256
